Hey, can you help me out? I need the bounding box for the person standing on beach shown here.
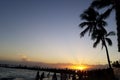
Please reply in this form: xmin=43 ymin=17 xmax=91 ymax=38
xmin=35 ymin=71 xmax=40 ymax=80
xmin=40 ymin=72 xmax=45 ymax=80
xmin=52 ymin=73 xmax=57 ymax=80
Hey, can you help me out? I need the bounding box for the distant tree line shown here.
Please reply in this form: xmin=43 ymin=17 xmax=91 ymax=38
xmin=112 ymin=60 xmax=120 ymax=68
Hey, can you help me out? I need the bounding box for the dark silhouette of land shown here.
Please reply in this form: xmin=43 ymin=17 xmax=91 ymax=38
xmin=0 ymin=63 xmax=118 ymax=80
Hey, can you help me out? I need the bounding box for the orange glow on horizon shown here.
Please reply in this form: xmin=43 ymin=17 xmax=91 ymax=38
xmin=70 ymin=65 xmax=88 ymax=70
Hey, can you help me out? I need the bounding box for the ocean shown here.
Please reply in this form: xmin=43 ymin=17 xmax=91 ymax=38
xmin=0 ymin=67 xmax=61 ymax=80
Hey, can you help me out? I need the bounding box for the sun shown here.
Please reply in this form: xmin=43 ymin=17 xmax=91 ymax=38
xmin=71 ymin=65 xmax=88 ymax=70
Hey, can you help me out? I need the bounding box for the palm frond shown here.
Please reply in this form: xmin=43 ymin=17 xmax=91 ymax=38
xmin=89 ymin=25 xmax=93 ymax=36
xmin=101 ymin=41 xmax=105 ymax=49
xmin=97 ymin=20 xmax=107 ymax=27
xmin=80 ymin=13 xmax=89 ymax=20
xmin=100 ymin=7 xmax=113 ymax=19
xmin=101 ymin=27 xmax=107 ymax=35
xmin=79 ymin=22 xmax=89 ymax=28
xmin=91 ymin=29 xmax=99 ymax=40
xmin=91 ymin=0 xmax=112 ymax=9
xmin=91 ymin=34 xmax=96 ymax=40
xmin=81 ymin=7 xmax=99 ymax=21
xmin=101 ymin=20 xmax=107 ymax=26
xmin=105 ymin=38 xmax=112 ymax=46
xmin=80 ymin=27 xmax=90 ymax=37
xmin=93 ymin=38 xmax=101 ymax=48
xmin=106 ymin=31 xmax=115 ymax=37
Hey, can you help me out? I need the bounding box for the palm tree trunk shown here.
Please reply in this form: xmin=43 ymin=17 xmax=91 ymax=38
xmin=115 ymin=0 xmax=120 ymax=52
xmin=104 ymin=42 xmax=112 ymax=68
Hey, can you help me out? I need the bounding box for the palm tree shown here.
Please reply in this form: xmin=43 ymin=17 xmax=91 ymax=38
xmin=90 ymin=0 xmax=120 ymax=52
xmin=79 ymin=7 xmax=107 ymax=38
xmin=92 ymin=29 xmax=115 ymax=68
xmin=80 ymin=7 xmax=115 ymax=68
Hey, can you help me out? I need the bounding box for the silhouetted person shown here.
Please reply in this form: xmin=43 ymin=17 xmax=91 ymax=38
xmin=47 ymin=72 xmax=50 ymax=78
xmin=40 ymin=72 xmax=45 ymax=80
xmin=52 ymin=73 xmax=57 ymax=80
xmin=35 ymin=71 xmax=40 ymax=80
xmin=60 ymin=73 xmax=64 ymax=80
xmin=72 ymin=74 xmax=76 ymax=80
xmin=61 ymin=73 xmax=67 ymax=80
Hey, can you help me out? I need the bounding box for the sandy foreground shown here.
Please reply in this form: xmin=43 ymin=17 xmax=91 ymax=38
xmin=113 ymin=68 xmax=120 ymax=80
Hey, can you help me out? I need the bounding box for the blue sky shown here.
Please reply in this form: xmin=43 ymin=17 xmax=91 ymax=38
xmin=0 ymin=0 xmax=119 ymax=66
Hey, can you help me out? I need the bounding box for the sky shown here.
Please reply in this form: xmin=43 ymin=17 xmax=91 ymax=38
xmin=0 ymin=0 xmax=120 ymax=67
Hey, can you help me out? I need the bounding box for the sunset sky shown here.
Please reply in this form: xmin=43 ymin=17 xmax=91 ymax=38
xmin=0 ymin=0 xmax=120 ymax=68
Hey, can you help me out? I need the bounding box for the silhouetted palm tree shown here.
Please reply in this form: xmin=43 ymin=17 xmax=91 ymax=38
xmin=92 ymin=29 xmax=115 ymax=68
xmin=80 ymin=7 xmax=115 ymax=68
xmin=90 ymin=0 xmax=120 ymax=52
xmin=79 ymin=7 xmax=107 ymax=38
